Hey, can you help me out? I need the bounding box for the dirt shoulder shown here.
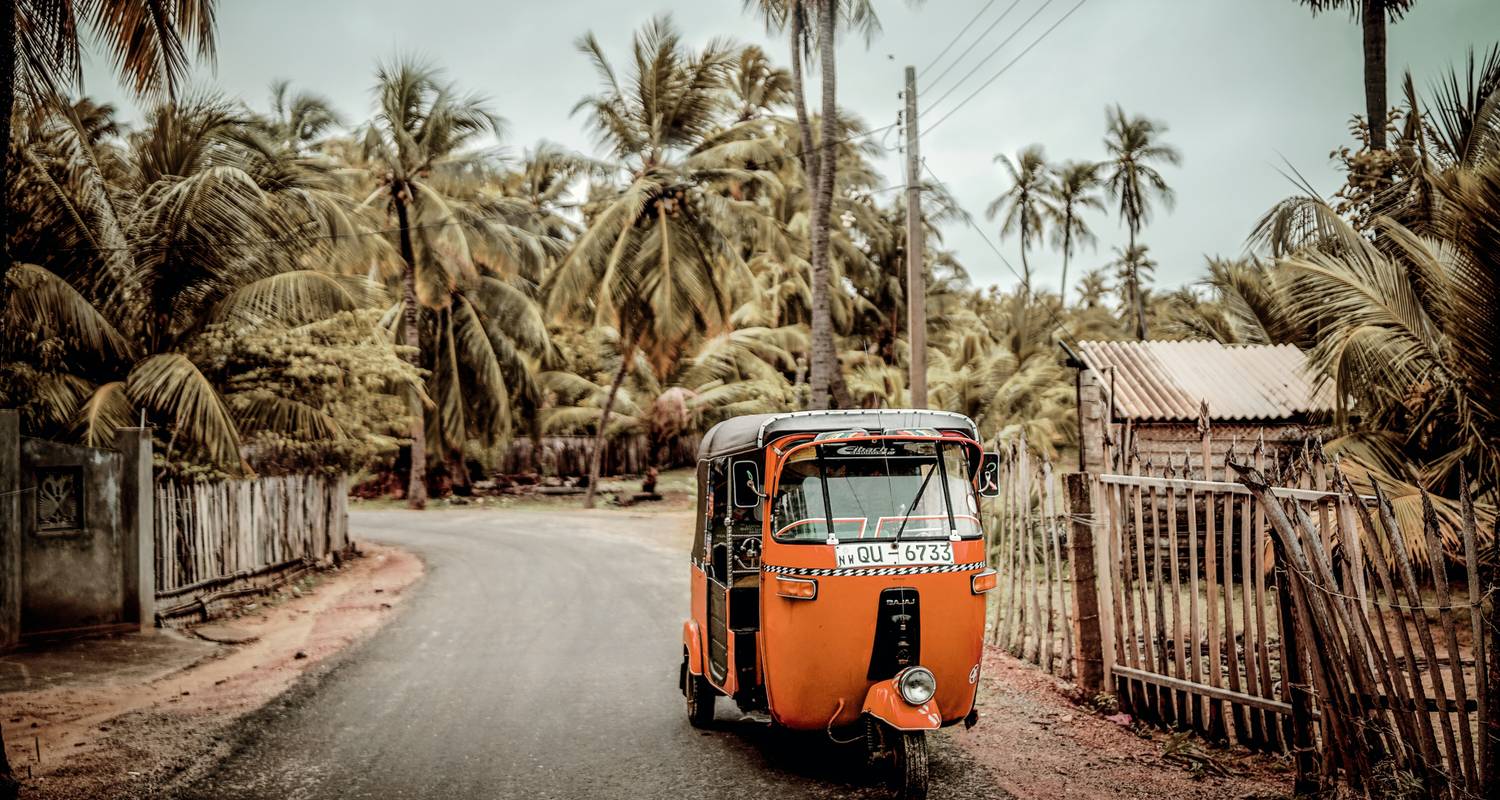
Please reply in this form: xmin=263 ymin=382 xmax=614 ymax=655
xmin=1 ymin=543 xmax=423 ymax=800
xmin=951 ymin=648 xmax=1291 ymax=799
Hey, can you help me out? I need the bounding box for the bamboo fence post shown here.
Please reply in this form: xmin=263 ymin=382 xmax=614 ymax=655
xmin=1269 ymin=528 xmax=1321 ymax=793
xmin=1350 ymin=485 xmax=1446 ymax=787
xmin=1458 ymin=471 xmax=1490 ymax=788
xmin=1044 ymin=461 xmax=1073 ymax=677
xmin=1041 ymin=461 xmax=1057 ymax=673
xmin=1164 ymin=457 xmax=1190 ymax=725
xmin=1053 ymin=471 xmax=1074 ymax=680
xmin=1184 ymin=449 xmax=1205 ymax=734
xmin=1378 ymin=484 xmax=1464 ymax=789
xmin=1023 ymin=443 xmax=1040 ymax=663
xmin=1251 ymin=437 xmax=1280 ymax=750
xmin=1108 ymin=476 xmax=1139 ymax=713
xmin=1199 ymin=411 xmax=1226 ymax=741
xmin=1220 ymin=447 xmax=1249 ymax=744
xmin=1290 ymin=499 xmax=1395 ymax=774
xmin=1335 ymin=530 xmax=1426 ymax=780
xmin=1238 ymin=448 xmax=1264 ymax=746
xmin=1419 ymin=491 xmax=1477 ymax=788
xmin=994 ymin=449 xmax=1012 ymax=646
xmin=1483 ymin=512 xmax=1499 ymax=794
xmin=1005 ymin=443 xmax=1023 ymax=654
xmin=1131 ymin=449 xmax=1160 ymax=721
xmin=1236 ymin=463 xmax=1373 ymax=784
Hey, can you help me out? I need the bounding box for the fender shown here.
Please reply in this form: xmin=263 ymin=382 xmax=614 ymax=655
xmin=682 ymin=620 xmax=704 ymax=676
xmin=861 ymin=679 xmax=942 ymax=731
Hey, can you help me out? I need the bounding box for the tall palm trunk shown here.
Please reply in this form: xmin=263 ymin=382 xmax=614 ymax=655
xmin=1128 ymin=226 xmax=1147 ymax=339
xmin=583 ymin=345 xmax=634 ymax=509
xmin=1059 ymin=215 xmax=1073 ymax=303
xmin=393 ymin=186 xmax=428 ymax=510
xmin=788 ymin=3 xmax=818 ymax=187
xmin=807 ymin=0 xmax=839 ymax=410
xmin=1362 ymin=0 xmax=1388 ymax=151
xmin=1 ymin=0 xmax=15 ymax=305
xmin=1018 ymin=216 xmax=1031 ymax=296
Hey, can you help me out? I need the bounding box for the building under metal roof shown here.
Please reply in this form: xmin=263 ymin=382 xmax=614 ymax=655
xmin=1069 ymin=340 xmax=1335 ymax=422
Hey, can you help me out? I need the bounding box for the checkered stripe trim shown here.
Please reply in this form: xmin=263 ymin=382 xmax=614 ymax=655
xmin=763 ymin=561 xmax=986 ymax=577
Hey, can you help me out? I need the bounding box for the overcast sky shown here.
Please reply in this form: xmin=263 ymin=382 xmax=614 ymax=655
xmin=80 ymin=0 xmax=1500 ymax=296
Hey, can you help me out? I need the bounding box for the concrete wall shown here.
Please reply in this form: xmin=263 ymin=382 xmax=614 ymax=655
xmin=0 ymin=411 xmax=20 ymax=647
xmin=19 ymin=437 xmax=126 ymax=634
xmin=0 ymin=410 xmax=154 ymax=649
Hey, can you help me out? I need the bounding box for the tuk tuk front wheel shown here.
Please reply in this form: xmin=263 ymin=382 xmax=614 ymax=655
xmin=683 ymin=662 xmax=716 ymax=728
xmin=890 ymin=730 xmax=928 ymax=800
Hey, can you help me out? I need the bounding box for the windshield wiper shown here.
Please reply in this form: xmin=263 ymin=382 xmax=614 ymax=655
xmin=892 ymin=463 xmax=938 ymax=544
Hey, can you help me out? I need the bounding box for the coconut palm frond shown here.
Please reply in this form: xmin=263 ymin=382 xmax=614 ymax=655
xmin=128 ymin=353 xmax=244 ymax=469
xmin=3 ymin=263 xmax=133 ymax=361
xmin=71 ymin=380 xmax=136 ymax=447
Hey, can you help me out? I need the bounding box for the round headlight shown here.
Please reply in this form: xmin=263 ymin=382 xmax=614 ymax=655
xmin=897 ymin=666 xmax=937 ymax=706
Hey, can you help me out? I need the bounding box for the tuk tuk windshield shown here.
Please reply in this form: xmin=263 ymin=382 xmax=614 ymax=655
xmin=772 ymin=439 xmax=981 ymax=542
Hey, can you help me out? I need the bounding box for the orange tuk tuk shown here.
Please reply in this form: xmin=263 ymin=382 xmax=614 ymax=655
xmin=680 ymin=410 xmax=1001 ymax=798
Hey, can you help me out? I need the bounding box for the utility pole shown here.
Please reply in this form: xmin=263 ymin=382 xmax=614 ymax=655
xmin=904 ymin=66 xmax=927 ymax=409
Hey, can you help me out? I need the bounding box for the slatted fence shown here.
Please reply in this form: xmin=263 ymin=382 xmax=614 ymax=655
xmin=987 ymin=437 xmax=1074 ymax=679
xmin=153 ymin=474 xmax=350 ymax=597
xmin=1082 ymin=432 xmax=1494 ymax=796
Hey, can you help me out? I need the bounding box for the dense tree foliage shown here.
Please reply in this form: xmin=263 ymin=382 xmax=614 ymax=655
xmin=4 ymin=8 xmax=1497 ymax=547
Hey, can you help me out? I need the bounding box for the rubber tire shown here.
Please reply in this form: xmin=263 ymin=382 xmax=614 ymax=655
xmin=685 ymin=667 xmax=716 ymax=728
xmin=892 ymin=730 xmax=928 ymax=800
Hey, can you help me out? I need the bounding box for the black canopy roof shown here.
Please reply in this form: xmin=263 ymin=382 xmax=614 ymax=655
xmin=697 ymin=409 xmax=979 ymax=460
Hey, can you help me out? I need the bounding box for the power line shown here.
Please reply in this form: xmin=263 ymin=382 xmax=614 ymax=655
xmin=916 ymin=0 xmax=999 ymax=80
xmin=921 ymin=0 xmax=1024 ymax=98
xmin=923 ymin=0 xmax=1090 ymax=137
xmin=922 ymin=0 xmax=1053 ymax=119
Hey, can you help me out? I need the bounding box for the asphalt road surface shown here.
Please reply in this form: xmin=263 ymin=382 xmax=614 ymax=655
xmin=175 ymin=508 xmax=1008 ymax=799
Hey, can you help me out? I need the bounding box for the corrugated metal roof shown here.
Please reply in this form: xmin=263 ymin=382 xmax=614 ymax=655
xmin=1074 ymin=340 xmax=1335 ymax=422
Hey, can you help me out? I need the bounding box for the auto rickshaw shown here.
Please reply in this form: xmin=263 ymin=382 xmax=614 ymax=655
xmin=680 ymin=410 xmax=1001 ymax=799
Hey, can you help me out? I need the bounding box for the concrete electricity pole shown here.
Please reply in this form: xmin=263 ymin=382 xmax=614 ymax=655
xmin=904 ymin=66 xmax=927 ymax=408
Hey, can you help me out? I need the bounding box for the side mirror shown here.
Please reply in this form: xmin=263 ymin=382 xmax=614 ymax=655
xmin=731 ymin=459 xmax=763 ymax=508
xmin=977 ymin=452 xmax=1002 ymax=498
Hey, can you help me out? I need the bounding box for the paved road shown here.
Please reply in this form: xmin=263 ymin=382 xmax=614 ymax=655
xmin=176 ymin=508 xmax=1006 ymax=799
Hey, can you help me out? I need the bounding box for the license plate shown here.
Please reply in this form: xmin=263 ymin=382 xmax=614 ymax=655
xmin=835 ymin=540 xmax=954 ymax=568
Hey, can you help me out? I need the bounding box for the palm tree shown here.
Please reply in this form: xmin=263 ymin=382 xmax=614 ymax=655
xmin=1109 ymin=243 xmax=1156 ymax=338
xmin=2 ymin=0 xmax=218 ymax=298
xmin=1044 ymin=160 xmax=1103 ymax=302
xmin=1101 ymin=105 xmax=1179 ymax=335
xmin=540 ymin=326 xmax=799 ymax=469
xmin=260 ymin=79 xmax=343 ymax=151
xmin=1293 ymin=0 xmax=1417 ymax=151
xmin=4 ymin=94 xmax=385 ymax=467
xmin=360 ymin=60 xmax=495 ymax=508
xmin=548 ymin=16 xmax=771 ymax=507
xmin=743 ymin=0 xmax=885 ymax=410
xmin=723 ymin=44 xmax=792 ymax=122
xmin=986 ymin=144 xmax=1052 ymax=294
xmin=359 ymin=59 xmax=562 ymax=506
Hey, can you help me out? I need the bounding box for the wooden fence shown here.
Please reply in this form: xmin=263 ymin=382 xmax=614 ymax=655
xmin=153 ymin=475 xmax=350 ymax=598
xmin=987 ymin=438 xmax=1075 ymax=679
xmin=1043 ymin=423 xmax=1498 ymax=796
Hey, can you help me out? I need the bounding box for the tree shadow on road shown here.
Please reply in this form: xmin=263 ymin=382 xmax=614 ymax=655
xmin=704 ymin=710 xmax=1008 ymax=799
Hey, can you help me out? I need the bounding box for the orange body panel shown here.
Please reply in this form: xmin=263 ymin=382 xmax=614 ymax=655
xmin=682 ymin=619 xmax=703 ymax=676
xmin=862 ymin=679 xmax=942 ymax=730
xmin=684 ymin=430 xmax=989 ymax=731
xmin=759 ymin=538 xmax=986 ymax=730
